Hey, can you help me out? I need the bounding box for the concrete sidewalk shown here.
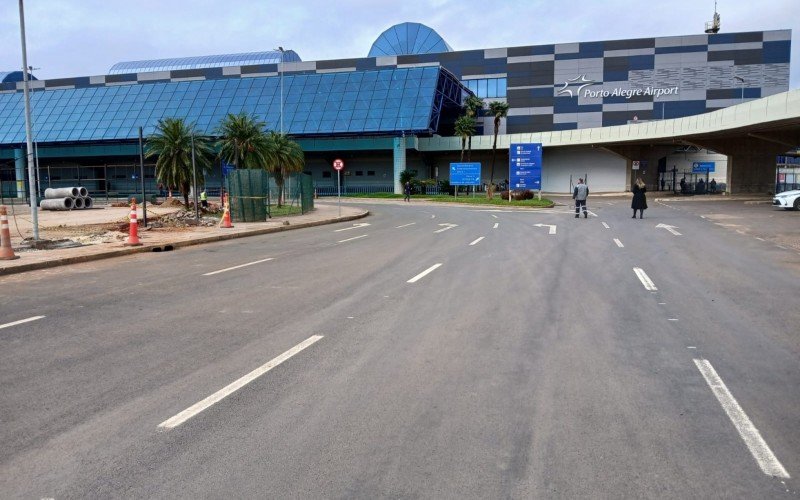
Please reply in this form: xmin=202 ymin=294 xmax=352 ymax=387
xmin=0 ymin=201 xmax=368 ymax=276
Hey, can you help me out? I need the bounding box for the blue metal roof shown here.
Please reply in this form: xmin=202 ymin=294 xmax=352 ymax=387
xmin=0 ymin=71 xmax=37 ymax=83
xmin=369 ymin=22 xmax=453 ymax=57
xmin=0 ymin=66 xmax=467 ymax=144
xmin=108 ymin=50 xmax=302 ymax=74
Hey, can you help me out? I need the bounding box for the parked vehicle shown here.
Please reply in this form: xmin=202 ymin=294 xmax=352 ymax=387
xmin=772 ymin=189 xmax=800 ymax=210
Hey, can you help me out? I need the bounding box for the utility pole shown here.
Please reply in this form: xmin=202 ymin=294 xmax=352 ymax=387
xmin=18 ymin=0 xmax=38 ymax=239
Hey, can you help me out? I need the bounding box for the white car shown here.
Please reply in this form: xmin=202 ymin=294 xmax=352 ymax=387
xmin=773 ymin=189 xmax=800 ymax=210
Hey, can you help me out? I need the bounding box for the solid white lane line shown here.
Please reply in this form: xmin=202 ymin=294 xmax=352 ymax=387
xmin=469 ymin=237 xmax=485 ymax=246
xmin=668 ymin=318 xmax=679 ymax=321
xmin=693 ymin=359 xmax=790 ymax=478
xmin=203 ymin=258 xmax=274 ymax=276
xmin=490 ymin=214 xmax=498 ymax=219
xmin=602 ymin=222 xmax=610 ymax=229
xmin=396 ymin=223 xmax=416 ymax=228
xmin=159 ymin=335 xmax=324 ymax=429
xmin=614 ymin=238 xmax=624 ymax=248
xmin=338 ymin=234 xmax=368 ymax=243
xmin=0 ymin=315 xmax=45 ymax=330
xmin=493 ymin=223 xmax=499 ymax=229
xmin=633 ymin=267 xmax=658 ymax=291
xmin=407 ymin=263 xmax=442 ymax=283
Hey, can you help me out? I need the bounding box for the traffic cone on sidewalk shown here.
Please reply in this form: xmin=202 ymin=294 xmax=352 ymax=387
xmin=0 ymin=206 xmax=19 ymax=260
xmin=219 ymin=194 xmax=233 ymax=228
xmin=124 ymin=198 xmax=142 ymax=246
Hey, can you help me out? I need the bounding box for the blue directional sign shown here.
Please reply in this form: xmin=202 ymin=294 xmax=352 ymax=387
xmin=692 ymin=161 xmax=715 ymax=173
xmin=509 ymin=143 xmax=542 ymax=190
xmin=450 ymin=162 xmax=481 ymax=186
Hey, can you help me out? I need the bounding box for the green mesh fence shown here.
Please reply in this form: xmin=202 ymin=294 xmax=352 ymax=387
xmin=225 ymin=169 xmax=270 ymax=222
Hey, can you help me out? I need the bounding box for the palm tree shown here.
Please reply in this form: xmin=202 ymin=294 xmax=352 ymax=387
xmin=145 ymin=118 xmax=213 ymax=207
xmin=216 ymin=112 xmax=270 ymax=169
xmin=463 ymin=95 xmax=484 ymax=162
xmin=454 ymin=115 xmax=476 ymax=163
xmin=264 ymin=131 xmax=305 ymax=206
xmin=487 ymin=101 xmax=510 ymax=196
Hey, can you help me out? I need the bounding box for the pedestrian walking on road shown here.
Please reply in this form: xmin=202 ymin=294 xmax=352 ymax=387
xmin=631 ymin=177 xmax=647 ymax=219
xmin=573 ymin=178 xmax=589 ymax=218
xmin=404 ymin=181 xmax=412 ymax=202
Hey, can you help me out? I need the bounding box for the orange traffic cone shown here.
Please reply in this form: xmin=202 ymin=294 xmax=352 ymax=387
xmin=124 ymin=198 xmax=142 ymax=246
xmin=219 ymin=194 xmax=233 ymax=228
xmin=0 ymin=205 xmax=19 ymax=260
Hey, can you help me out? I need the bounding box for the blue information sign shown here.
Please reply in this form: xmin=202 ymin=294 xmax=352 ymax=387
xmin=509 ymin=143 xmax=542 ymax=190
xmin=222 ymin=161 xmax=236 ymax=176
xmin=450 ymin=162 xmax=481 ymax=186
xmin=692 ymin=161 xmax=715 ymax=173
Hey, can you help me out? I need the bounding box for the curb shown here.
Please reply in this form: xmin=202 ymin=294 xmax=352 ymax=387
xmin=0 ymin=210 xmax=369 ymax=277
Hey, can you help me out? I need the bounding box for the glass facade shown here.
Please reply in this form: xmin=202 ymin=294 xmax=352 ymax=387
xmin=463 ymin=78 xmax=507 ymax=98
xmin=109 ymin=50 xmax=302 ymax=74
xmin=368 ymin=22 xmax=453 ymax=57
xmin=0 ymin=66 xmax=460 ymax=143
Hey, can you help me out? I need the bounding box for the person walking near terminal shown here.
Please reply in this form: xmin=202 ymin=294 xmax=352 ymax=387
xmin=403 ymin=181 xmax=412 ymax=202
xmin=631 ymin=177 xmax=647 ymax=219
xmin=200 ymin=188 xmax=208 ymax=208
xmin=573 ymin=178 xmax=589 ymax=218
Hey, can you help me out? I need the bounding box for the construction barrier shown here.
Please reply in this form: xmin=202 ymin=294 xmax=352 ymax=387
xmin=0 ymin=205 xmax=19 ymax=260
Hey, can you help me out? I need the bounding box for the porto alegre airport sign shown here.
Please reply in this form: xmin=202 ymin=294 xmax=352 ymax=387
xmin=557 ymin=74 xmax=679 ymax=100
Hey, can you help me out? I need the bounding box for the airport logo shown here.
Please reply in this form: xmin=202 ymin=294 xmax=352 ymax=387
xmin=557 ymin=74 xmax=598 ymax=97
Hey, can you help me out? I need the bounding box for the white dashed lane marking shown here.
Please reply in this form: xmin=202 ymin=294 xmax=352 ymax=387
xmin=0 ymin=315 xmax=45 ymax=330
xmin=158 ymin=335 xmax=324 ymax=429
xmin=407 ymin=263 xmax=443 ymax=283
xmin=613 ymin=238 xmax=624 ymax=248
xmin=633 ymin=267 xmax=658 ymax=291
xmin=469 ymin=237 xmax=485 ymax=246
xmin=203 ymin=258 xmax=274 ymax=276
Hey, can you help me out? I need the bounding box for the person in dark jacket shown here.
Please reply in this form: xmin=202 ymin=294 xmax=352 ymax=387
xmin=631 ymin=177 xmax=647 ymax=219
xmin=403 ymin=181 xmax=412 ymax=202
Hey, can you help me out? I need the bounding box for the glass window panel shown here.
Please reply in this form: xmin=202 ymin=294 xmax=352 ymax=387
xmin=477 ymin=80 xmax=487 ymax=98
xmin=487 ymin=79 xmax=497 ymax=97
xmin=498 ymin=78 xmax=507 ymax=97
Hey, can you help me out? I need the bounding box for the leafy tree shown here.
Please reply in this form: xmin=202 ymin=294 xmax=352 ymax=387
xmin=399 ymin=169 xmax=417 ymax=185
xmin=264 ymin=131 xmax=305 ymax=206
xmin=454 ymin=115 xmax=476 ymax=163
xmin=487 ymin=101 xmax=510 ymax=196
xmin=463 ymin=95 xmax=484 ymax=162
xmin=145 ymin=118 xmax=213 ymax=207
xmin=216 ymin=112 xmax=270 ymax=169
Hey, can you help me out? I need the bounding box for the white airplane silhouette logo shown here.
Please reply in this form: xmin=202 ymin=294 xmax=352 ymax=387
xmin=557 ymin=74 xmax=598 ymax=97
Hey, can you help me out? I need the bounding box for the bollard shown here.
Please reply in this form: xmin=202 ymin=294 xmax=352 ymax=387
xmin=0 ymin=206 xmax=20 ymax=260
xmin=124 ymin=198 xmax=142 ymax=246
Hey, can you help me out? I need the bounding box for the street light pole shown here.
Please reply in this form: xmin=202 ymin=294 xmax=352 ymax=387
xmin=277 ymin=46 xmax=285 ymax=135
xmin=734 ymin=76 xmax=744 ymax=103
xmin=18 ymin=0 xmax=38 ymax=240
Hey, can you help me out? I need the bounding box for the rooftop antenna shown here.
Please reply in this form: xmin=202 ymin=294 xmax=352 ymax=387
xmin=705 ymin=0 xmax=721 ymax=34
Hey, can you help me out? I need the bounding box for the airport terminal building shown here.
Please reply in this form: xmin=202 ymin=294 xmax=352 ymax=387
xmin=0 ymin=22 xmax=793 ymax=197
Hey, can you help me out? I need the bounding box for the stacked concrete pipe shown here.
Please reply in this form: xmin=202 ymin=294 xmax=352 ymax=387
xmin=40 ymin=187 xmax=94 ymax=210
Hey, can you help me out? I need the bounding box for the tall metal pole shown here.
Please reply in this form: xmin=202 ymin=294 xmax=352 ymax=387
xmin=18 ymin=0 xmax=38 ymax=240
xmin=138 ymin=127 xmax=148 ymax=226
xmin=337 ymin=169 xmax=341 ymax=218
xmin=278 ymin=47 xmax=285 ymax=135
xmin=191 ymin=135 xmax=199 ymax=222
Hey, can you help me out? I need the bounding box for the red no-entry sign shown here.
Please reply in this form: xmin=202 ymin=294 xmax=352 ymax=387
xmin=333 ymin=158 xmax=345 ymax=171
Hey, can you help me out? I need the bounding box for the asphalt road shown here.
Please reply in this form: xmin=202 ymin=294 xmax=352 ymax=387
xmin=1 ymin=197 xmax=798 ymax=498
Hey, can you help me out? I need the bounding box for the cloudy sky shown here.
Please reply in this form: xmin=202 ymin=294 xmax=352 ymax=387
xmin=1 ymin=0 xmax=797 ymax=87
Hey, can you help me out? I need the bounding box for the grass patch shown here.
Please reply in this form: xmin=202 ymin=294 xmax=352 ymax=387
xmin=269 ymin=205 xmax=304 ymax=217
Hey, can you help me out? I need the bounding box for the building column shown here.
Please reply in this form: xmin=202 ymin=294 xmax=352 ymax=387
xmin=393 ymin=136 xmax=406 ymax=194
xmin=14 ymin=148 xmax=26 ymax=198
